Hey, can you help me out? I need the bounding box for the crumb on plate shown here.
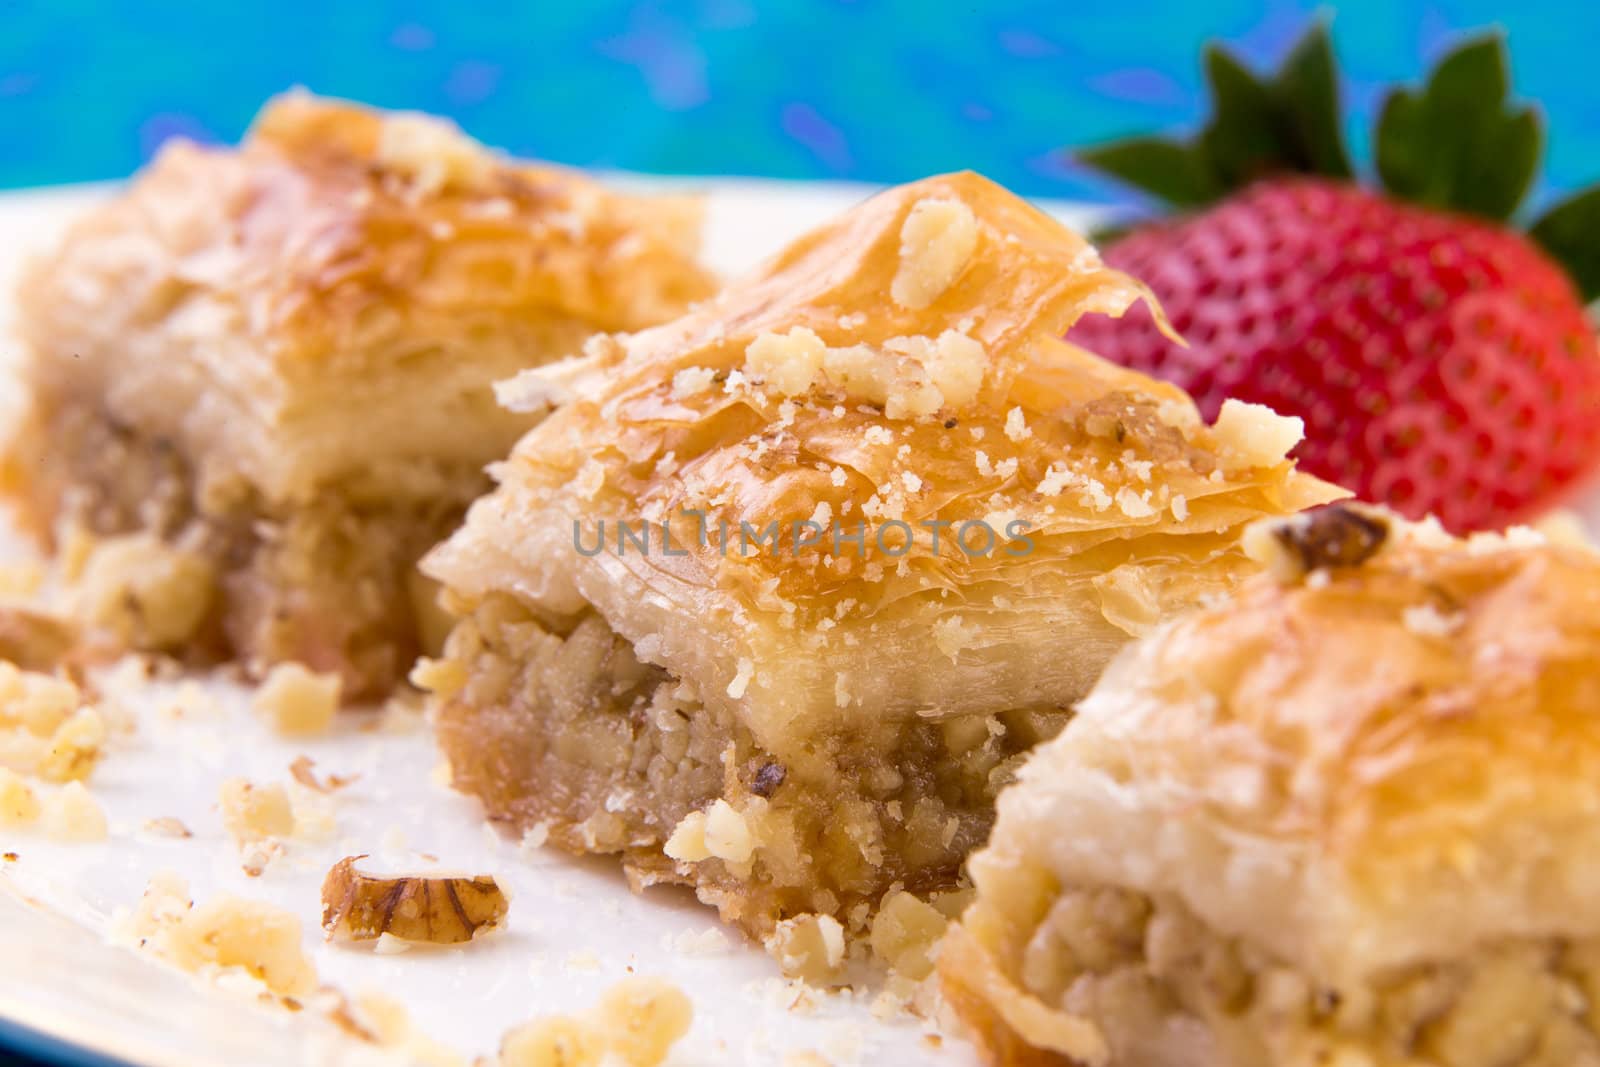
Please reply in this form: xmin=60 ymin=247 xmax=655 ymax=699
xmin=69 ymin=532 xmax=215 ymax=650
xmin=115 ymin=873 xmax=318 ymax=999
xmin=764 ymin=913 xmax=848 ymax=985
xmin=500 ymin=976 xmax=692 ymax=1067
xmin=0 ymin=767 xmax=40 ymax=826
xmin=42 ymin=780 xmax=107 ymax=841
xmin=253 ymin=662 xmax=340 ymax=736
xmin=219 ymin=777 xmax=295 ymax=843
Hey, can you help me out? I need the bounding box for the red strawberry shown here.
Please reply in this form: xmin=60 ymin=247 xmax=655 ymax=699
xmin=1069 ymin=28 xmax=1600 ymax=533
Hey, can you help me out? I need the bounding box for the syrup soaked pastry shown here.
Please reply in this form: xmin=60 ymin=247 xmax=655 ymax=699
xmin=944 ymin=507 xmax=1600 ymax=1067
xmin=420 ymin=171 xmax=1342 ymax=940
xmin=6 ymin=92 xmax=716 ymax=698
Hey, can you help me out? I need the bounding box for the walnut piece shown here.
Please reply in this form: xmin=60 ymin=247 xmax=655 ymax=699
xmin=253 ymin=662 xmax=340 ymax=736
xmin=1245 ymin=503 xmax=1392 ymax=582
xmin=500 ymin=976 xmax=692 ymax=1067
xmin=1211 ymin=398 xmax=1305 ymax=469
xmin=320 ymin=855 xmax=509 ymax=944
xmin=69 ymin=532 xmax=215 ymax=650
xmin=891 ymin=197 xmax=978 ymax=309
xmin=0 ymin=661 xmax=104 ymax=782
xmin=41 ymin=780 xmax=107 ymax=841
xmin=288 ymin=755 xmax=357 ymax=794
xmin=0 ymin=604 xmax=78 ymax=672
xmin=219 ymin=778 xmax=295 ymax=843
xmin=765 ymin=912 xmax=848 ymax=985
xmin=0 ymin=768 xmax=40 ymax=826
xmin=143 ymin=816 xmax=193 ymax=838
xmin=118 ymin=874 xmax=318 ymax=999
xmin=868 ymin=890 xmax=948 ymax=981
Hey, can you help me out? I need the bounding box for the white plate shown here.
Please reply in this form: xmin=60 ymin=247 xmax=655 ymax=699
xmin=0 ymin=177 xmax=1098 ymax=1067
xmin=1 ymin=177 xmax=1596 ymax=1067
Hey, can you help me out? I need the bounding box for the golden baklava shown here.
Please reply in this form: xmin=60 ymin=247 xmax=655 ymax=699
xmin=944 ymin=506 xmax=1600 ymax=1067
xmin=4 ymin=92 xmax=716 ymax=699
xmin=419 ymin=171 xmax=1342 ymax=943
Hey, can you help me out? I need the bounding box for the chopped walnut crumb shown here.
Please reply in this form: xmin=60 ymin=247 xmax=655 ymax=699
xmin=0 ymin=768 xmax=40 ymax=826
xmin=500 ymin=1015 xmax=605 ymax=1067
xmin=501 ymin=977 xmax=692 ymax=1067
xmin=765 ymin=913 xmax=848 ymax=985
xmin=70 ymin=533 xmax=215 ymax=649
xmin=1245 ymin=504 xmax=1391 ymax=582
xmin=1003 ymin=406 xmax=1032 ymax=442
xmin=172 ymin=896 xmax=317 ymax=996
xmin=1210 ymin=398 xmax=1304 ymax=469
xmin=219 ymin=778 xmax=295 ymax=843
xmin=891 ymin=197 xmax=978 ymax=309
xmin=598 ymin=977 xmax=695 ymax=1067
xmin=409 ymin=656 xmax=468 ymax=699
xmin=0 ymin=603 xmax=77 ymax=671
xmin=335 ymin=989 xmax=465 ymax=1066
xmin=868 ymin=890 xmax=948 ymax=981
xmin=0 ymin=663 xmax=103 ymax=781
xmin=746 ymin=327 xmax=826 ymax=396
xmin=671 ymin=365 xmax=719 ymax=398
xmin=42 ymin=780 xmax=106 ymax=841
xmin=288 ymin=755 xmax=357 ymax=794
xmin=665 ymin=798 xmax=755 ymax=867
xmin=320 ymin=855 xmax=509 ymax=944
xmin=252 ymin=662 xmax=340 ymax=736
xmin=726 ymin=658 xmax=754 ymax=699
xmin=119 ymin=875 xmax=319 ymax=999
xmin=142 ymin=816 xmax=193 ymax=838
xmin=741 ymin=325 xmax=987 ymax=419
xmin=375 ymin=111 xmax=492 ymax=195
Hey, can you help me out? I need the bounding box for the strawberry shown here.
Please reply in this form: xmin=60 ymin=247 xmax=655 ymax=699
xmin=1068 ymin=28 xmax=1600 ymax=533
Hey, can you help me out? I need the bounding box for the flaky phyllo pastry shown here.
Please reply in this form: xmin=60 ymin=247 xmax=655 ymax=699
xmin=419 ymin=171 xmax=1342 ymax=948
xmin=944 ymin=505 xmax=1600 ymax=1067
xmin=4 ymin=92 xmax=716 ymax=698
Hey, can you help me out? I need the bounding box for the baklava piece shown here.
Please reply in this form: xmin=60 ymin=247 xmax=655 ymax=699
xmin=5 ymin=92 xmax=716 ymax=698
xmin=421 ymin=172 xmax=1342 ymax=942
xmin=944 ymin=507 xmax=1600 ymax=1067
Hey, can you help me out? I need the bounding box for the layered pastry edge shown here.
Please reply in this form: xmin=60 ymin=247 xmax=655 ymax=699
xmin=417 ymin=171 xmax=1345 ymax=955
xmin=4 ymin=92 xmax=718 ymax=697
xmin=942 ymin=508 xmax=1600 ymax=1067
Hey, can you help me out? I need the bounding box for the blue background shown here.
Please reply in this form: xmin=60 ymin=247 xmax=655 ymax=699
xmin=1 ymin=1 xmax=1596 ymax=212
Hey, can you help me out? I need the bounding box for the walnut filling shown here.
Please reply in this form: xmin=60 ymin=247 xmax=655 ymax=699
xmin=992 ymin=880 xmax=1600 ymax=1067
xmin=432 ymin=592 xmax=1066 ymax=938
xmin=13 ymin=400 xmax=486 ymax=699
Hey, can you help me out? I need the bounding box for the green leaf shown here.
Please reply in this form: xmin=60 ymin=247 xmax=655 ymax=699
xmin=1530 ymin=184 xmax=1600 ymax=303
xmin=1198 ymin=45 xmax=1294 ymax=187
xmin=1272 ymin=23 xmax=1354 ymax=178
xmin=1193 ymin=28 xmax=1353 ymax=187
xmin=1072 ymin=21 xmax=1355 ymax=208
xmin=1373 ymin=33 xmax=1541 ymax=220
xmin=1077 ymin=137 xmax=1221 ymax=208
xmin=1456 ymin=107 xmax=1541 ymax=219
xmin=1375 ymin=89 xmax=1429 ymax=198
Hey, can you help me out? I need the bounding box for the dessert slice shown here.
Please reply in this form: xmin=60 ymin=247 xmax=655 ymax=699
xmin=5 ymin=92 xmax=716 ymax=699
xmin=419 ymin=172 xmax=1343 ymax=945
xmin=944 ymin=507 xmax=1600 ymax=1067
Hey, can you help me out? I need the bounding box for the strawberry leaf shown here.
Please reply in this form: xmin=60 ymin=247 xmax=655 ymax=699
xmin=1530 ymin=185 xmax=1600 ymax=303
xmin=1272 ymin=24 xmax=1354 ymax=179
xmin=1198 ymin=47 xmax=1291 ymax=187
xmin=1077 ymin=137 xmax=1221 ymax=208
xmin=1078 ymin=24 xmax=1351 ymax=209
xmin=1374 ymin=34 xmax=1542 ymax=220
